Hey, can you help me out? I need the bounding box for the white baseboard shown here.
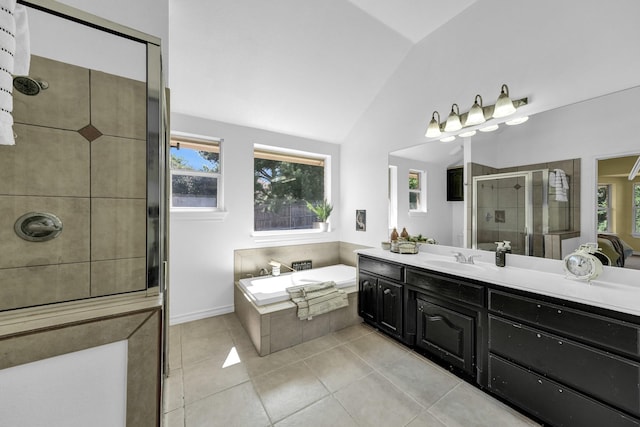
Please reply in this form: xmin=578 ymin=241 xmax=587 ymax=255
xmin=169 ymin=305 xmax=234 ymax=325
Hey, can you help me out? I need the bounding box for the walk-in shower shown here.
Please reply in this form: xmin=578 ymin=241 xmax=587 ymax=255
xmin=0 ymin=1 xmax=166 ymax=312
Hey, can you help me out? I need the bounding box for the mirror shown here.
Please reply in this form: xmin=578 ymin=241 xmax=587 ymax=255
xmin=0 ymin=1 xmax=164 ymax=311
xmin=389 ymin=84 xmax=640 ymax=264
xmin=596 ymin=155 xmax=640 ymax=268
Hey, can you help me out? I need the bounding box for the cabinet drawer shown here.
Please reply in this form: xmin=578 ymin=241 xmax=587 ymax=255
xmin=489 ymin=355 xmax=639 ymax=427
xmin=489 ymin=315 xmax=640 ymax=417
xmin=489 ymin=290 xmax=640 ymax=357
xmin=359 ymin=257 xmax=404 ymax=281
xmin=406 ymin=269 xmax=484 ymax=307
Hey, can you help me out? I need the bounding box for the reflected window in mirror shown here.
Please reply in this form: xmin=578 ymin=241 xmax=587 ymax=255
xmin=597 ymin=184 xmax=611 ymax=233
xmin=170 ymin=136 xmax=221 ymax=209
xmin=409 ymin=169 xmax=426 ymax=212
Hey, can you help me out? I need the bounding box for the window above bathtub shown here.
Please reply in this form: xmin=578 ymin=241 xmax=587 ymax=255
xmin=170 ymin=133 xmax=227 ymax=220
xmin=254 ymin=145 xmax=330 ymax=233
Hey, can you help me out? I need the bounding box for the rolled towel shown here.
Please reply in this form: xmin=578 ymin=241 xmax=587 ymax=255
xmin=0 ymin=0 xmax=30 ymax=146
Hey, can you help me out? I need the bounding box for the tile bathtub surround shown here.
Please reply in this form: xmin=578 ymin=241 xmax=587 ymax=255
xmin=234 ymin=282 xmax=361 ymax=356
xmin=234 ymin=241 xmax=369 ymax=281
xmin=164 ymin=314 xmax=540 ymax=427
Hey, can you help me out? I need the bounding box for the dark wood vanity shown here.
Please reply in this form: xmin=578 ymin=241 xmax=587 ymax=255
xmin=358 ymin=254 xmax=640 ymax=426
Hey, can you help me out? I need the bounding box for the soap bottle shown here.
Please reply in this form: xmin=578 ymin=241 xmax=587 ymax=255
xmin=400 ymin=227 xmax=409 ymax=239
xmin=503 ymin=241 xmax=512 ymax=253
xmin=495 ymin=242 xmax=506 ymax=267
xmin=390 ymin=228 xmax=399 ymax=241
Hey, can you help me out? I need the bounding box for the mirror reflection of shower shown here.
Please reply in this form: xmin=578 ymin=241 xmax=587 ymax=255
xmin=473 ymin=171 xmax=536 ymax=256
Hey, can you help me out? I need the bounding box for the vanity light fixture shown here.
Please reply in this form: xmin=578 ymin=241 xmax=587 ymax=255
xmin=424 ymin=84 xmax=527 ymax=141
xmin=505 ymin=116 xmax=529 ymax=126
xmin=465 ymin=95 xmax=486 ymax=126
xmin=459 ymin=130 xmax=477 ymax=137
xmin=440 ymin=135 xmax=456 ymax=142
xmin=425 ymin=111 xmax=442 ymax=138
xmin=444 ymin=104 xmax=462 ymax=132
xmin=479 ymin=124 xmax=499 ymax=132
xmin=492 ymin=84 xmax=517 ymax=118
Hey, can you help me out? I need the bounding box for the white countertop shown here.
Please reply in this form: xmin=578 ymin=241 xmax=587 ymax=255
xmin=357 ymin=246 xmax=640 ymax=317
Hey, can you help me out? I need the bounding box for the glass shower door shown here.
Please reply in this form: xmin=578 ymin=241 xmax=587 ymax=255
xmin=473 ymin=172 xmax=533 ymax=255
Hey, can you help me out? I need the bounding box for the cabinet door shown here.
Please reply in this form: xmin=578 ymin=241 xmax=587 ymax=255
xmin=416 ymin=298 xmax=474 ymax=375
xmin=377 ymin=279 xmax=403 ymax=338
xmin=358 ymin=272 xmax=377 ymax=323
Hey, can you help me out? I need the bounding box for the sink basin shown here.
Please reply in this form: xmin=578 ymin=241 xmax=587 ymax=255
xmin=424 ymin=259 xmax=498 ymax=273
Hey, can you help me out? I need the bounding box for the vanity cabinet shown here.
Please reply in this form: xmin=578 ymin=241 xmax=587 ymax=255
xmin=358 ymin=257 xmax=405 ymax=340
xmin=406 ymin=268 xmax=486 ymax=381
xmin=488 ymin=289 xmax=640 ymax=426
xmin=356 ymin=252 xmax=640 ymax=426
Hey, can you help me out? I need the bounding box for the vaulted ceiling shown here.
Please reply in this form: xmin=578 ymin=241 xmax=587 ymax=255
xmin=169 ymin=0 xmax=640 ymax=149
xmin=168 ymin=0 xmax=476 ymax=143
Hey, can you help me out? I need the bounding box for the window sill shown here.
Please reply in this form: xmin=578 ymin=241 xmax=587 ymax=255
xmin=170 ymin=208 xmax=228 ymax=221
xmin=252 ymin=229 xmax=336 ymax=244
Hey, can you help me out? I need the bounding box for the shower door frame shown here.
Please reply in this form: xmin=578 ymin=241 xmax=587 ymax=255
xmin=472 ymin=171 xmax=538 ymax=255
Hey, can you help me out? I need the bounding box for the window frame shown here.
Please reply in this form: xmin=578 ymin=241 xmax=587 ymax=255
xmin=169 ymin=133 xmax=226 ymax=220
xmin=596 ymin=183 xmax=611 ymax=233
xmin=252 ymin=144 xmax=331 ymax=235
xmin=409 ymin=169 xmax=427 ymax=213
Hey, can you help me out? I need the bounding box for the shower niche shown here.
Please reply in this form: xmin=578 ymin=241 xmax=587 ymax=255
xmin=0 ymin=2 xmax=166 ymax=311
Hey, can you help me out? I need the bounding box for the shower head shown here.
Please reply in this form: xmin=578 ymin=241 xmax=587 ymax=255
xmin=13 ymin=76 xmax=49 ymax=96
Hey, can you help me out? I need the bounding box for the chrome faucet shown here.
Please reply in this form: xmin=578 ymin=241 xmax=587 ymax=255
xmin=452 ymin=252 xmax=480 ymax=264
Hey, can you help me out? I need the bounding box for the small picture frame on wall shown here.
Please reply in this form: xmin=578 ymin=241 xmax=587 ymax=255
xmin=356 ymin=210 xmax=366 ymax=231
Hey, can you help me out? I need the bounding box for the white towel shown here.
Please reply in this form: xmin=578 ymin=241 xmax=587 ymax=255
xmin=549 ymin=169 xmax=569 ymax=202
xmin=0 ymin=0 xmax=30 ymax=146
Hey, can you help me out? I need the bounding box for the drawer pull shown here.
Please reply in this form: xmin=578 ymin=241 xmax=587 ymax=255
xmin=384 ymin=288 xmax=391 ymax=295
xmin=537 ymin=379 xmax=542 ymax=384
xmin=537 ymin=333 xmax=541 ymax=338
xmin=559 ymin=388 xmax=563 ymax=393
xmin=426 ymin=315 xmax=444 ymax=322
xmin=557 ymin=309 xmax=562 ymax=314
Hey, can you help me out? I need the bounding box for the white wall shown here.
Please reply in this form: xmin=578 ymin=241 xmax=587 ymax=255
xmin=169 ymin=113 xmax=341 ymax=323
xmin=340 ymin=0 xmax=640 ymax=249
xmin=56 ymin=0 xmax=169 ymax=76
xmin=388 ymin=155 xmax=454 ymax=245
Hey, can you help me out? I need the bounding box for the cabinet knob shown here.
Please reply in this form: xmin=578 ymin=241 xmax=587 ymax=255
xmin=383 ymin=288 xmax=391 ymax=295
xmin=537 ymin=379 xmax=542 ymax=384
xmin=536 ymin=333 xmax=541 ymax=338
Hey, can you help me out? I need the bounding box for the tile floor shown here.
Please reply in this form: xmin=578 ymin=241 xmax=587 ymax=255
xmin=163 ymin=314 xmax=539 ymax=427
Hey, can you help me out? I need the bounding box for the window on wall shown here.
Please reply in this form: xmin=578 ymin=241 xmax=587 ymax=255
xmin=254 ymin=147 xmax=328 ymax=232
xmin=597 ymin=184 xmax=611 ymax=232
xmin=633 ymin=183 xmax=640 ymax=235
xmin=170 ymin=136 xmax=221 ymax=209
xmin=409 ymin=170 xmax=426 ymax=212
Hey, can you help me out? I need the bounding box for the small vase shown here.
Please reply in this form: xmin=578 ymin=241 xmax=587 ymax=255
xmin=314 ymin=222 xmax=329 ymax=232
xmin=401 ymin=227 xmax=409 ymax=239
xmin=390 ymin=228 xmax=399 ymax=241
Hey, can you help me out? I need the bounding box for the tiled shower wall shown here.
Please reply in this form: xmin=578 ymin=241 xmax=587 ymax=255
xmin=0 ymin=55 xmax=147 ymax=311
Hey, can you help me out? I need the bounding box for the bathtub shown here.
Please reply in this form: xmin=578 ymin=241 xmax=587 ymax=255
xmin=238 ymin=264 xmax=357 ymax=306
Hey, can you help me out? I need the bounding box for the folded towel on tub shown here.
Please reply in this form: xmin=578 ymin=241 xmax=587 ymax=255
xmin=286 ymin=281 xmax=349 ymax=320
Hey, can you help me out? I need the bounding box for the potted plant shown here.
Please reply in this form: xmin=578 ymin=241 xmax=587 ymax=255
xmin=306 ymin=199 xmax=333 ymax=231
